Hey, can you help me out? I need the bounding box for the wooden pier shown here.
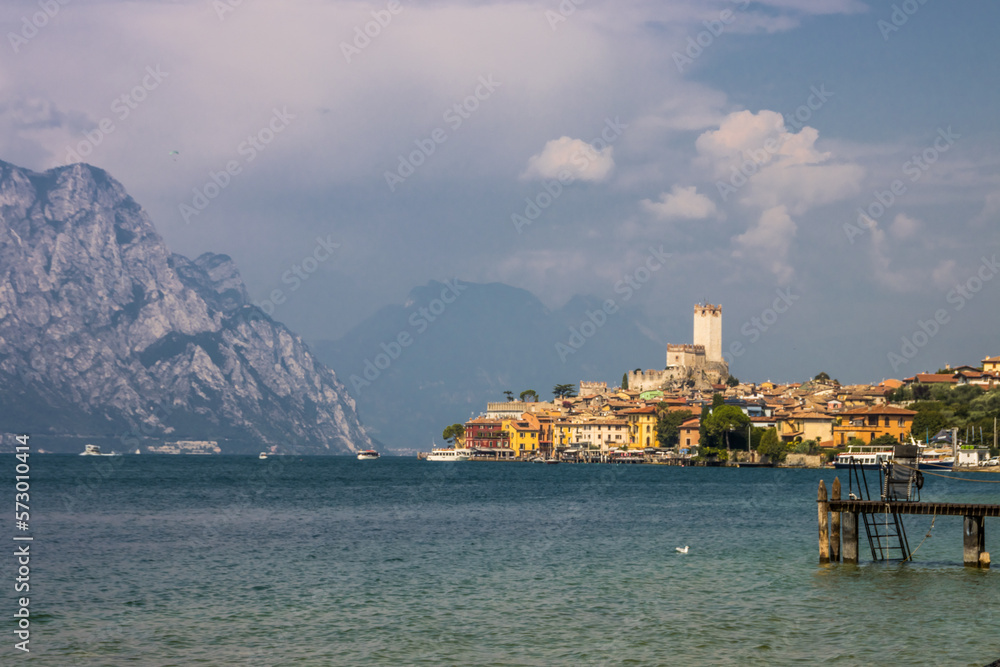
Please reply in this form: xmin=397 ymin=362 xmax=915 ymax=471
xmin=818 ymin=478 xmax=996 ymax=567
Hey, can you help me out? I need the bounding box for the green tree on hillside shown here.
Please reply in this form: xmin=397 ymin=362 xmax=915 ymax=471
xmin=699 ymin=404 xmax=711 ymax=447
xmin=655 ymin=409 xmax=694 ymax=449
xmin=503 ymin=390 xmax=514 ymax=402
xmin=442 ymin=423 xmax=465 ymax=446
xmin=726 ymin=375 xmax=739 ymax=387
xmin=519 ymin=389 xmax=538 ymax=402
xmin=705 ymin=405 xmax=751 ymax=450
xmin=872 ymin=433 xmax=901 ymax=448
xmin=622 ymin=373 xmax=629 ymax=390
xmin=553 ymin=384 xmax=577 ymax=399
xmin=757 ymin=428 xmax=786 ymax=462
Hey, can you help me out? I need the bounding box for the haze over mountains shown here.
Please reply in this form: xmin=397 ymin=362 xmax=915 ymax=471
xmin=0 ymin=160 xmax=370 ymax=454
xmin=313 ymin=281 xmax=665 ymax=451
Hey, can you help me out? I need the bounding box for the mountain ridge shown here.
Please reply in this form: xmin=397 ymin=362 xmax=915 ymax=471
xmin=0 ymin=159 xmax=370 ymax=454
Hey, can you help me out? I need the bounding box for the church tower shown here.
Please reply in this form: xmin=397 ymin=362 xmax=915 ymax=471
xmin=692 ymin=303 xmax=722 ymax=363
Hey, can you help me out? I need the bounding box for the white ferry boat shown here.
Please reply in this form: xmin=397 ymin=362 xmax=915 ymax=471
xmin=357 ymin=450 xmax=380 ymax=460
xmin=833 ymin=440 xmax=955 ymax=470
xmin=425 ymin=448 xmax=472 ymax=462
xmin=80 ymin=444 xmax=119 ymax=456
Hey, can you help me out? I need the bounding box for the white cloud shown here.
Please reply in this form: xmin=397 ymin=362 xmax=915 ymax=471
xmin=932 ymin=259 xmax=958 ymax=290
xmin=696 ymin=109 xmax=864 ymax=215
xmin=520 ymin=136 xmax=614 ymax=183
xmin=641 ymin=185 xmax=717 ymax=220
xmin=732 ymin=205 xmax=796 ymax=283
xmin=890 ymin=213 xmax=920 ymax=239
xmin=972 ymin=191 xmax=1000 ymax=226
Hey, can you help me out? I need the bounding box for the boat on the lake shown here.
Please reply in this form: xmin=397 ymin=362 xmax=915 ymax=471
xmin=425 ymin=448 xmax=471 ymax=461
xmin=80 ymin=444 xmax=119 ymax=456
xmin=357 ymin=450 xmax=380 ymax=460
xmin=258 ymin=452 xmax=268 ymax=460
xmin=833 ymin=439 xmax=955 ymax=470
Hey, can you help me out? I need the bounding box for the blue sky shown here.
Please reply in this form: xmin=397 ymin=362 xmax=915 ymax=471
xmin=2 ymin=0 xmax=998 ymax=385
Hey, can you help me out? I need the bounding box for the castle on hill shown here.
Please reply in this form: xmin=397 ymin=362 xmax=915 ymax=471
xmin=627 ymin=303 xmax=730 ymax=391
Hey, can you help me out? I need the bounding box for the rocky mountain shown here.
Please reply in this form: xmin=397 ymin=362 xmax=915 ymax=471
xmin=0 ymin=160 xmax=370 ymax=454
xmin=312 ymin=281 xmax=665 ymax=451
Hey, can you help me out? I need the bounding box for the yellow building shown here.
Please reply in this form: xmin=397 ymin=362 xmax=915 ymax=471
xmin=983 ymin=356 xmax=1000 ymax=373
xmin=624 ymin=406 xmax=661 ymax=449
xmin=503 ymin=414 xmax=540 ymax=458
xmin=832 ymin=405 xmax=917 ymax=446
xmin=776 ymin=410 xmax=834 ymax=444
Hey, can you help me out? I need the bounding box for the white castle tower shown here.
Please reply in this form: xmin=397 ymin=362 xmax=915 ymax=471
xmin=692 ymin=303 xmax=722 ymax=363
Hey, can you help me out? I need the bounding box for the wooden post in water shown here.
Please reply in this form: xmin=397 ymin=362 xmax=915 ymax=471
xmin=842 ymin=511 xmax=858 ymax=563
xmin=964 ymin=516 xmax=985 ymax=567
xmin=830 ymin=478 xmax=841 ymax=563
xmin=817 ymin=479 xmax=830 ymax=563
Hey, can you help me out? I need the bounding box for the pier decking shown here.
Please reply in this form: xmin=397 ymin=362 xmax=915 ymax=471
xmin=818 ymin=478 xmax=998 ymax=568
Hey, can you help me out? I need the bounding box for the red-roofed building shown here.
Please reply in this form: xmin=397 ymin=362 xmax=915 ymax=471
xmin=903 ymin=373 xmax=958 ymax=385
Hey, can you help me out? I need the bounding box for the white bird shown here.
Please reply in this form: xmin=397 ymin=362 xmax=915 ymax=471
xmin=675 ymin=546 xmax=689 ymax=554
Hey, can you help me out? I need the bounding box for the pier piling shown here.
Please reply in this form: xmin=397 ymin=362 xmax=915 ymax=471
xmin=830 ymin=478 xmax=842 ymax=563
xmin=818 ymin=479 xmax=830 ymax=563
xmin=842 ymin=510 xmax=858 ymax=564
xmin=964 ymin=516 xmax=985 ymax=568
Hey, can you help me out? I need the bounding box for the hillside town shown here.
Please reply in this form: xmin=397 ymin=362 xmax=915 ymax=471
xmin=441 ymin=304 xmax=1000 ymax=467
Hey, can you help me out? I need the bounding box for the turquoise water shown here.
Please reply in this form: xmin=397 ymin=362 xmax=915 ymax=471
xmin=11 ymin=456 xmax=1000 ymax=665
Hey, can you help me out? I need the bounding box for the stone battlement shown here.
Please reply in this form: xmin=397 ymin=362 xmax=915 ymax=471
xmin=667 ymin=344 xmax=705 ymax=354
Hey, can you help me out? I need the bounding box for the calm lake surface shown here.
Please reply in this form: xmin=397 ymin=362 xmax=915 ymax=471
xmin=13 ymin=455 xmax=1000 ymax=665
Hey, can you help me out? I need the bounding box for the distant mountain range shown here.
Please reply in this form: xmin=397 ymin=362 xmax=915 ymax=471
xmin=0 ymin=160 xmax=371 ymax=454
xmin=312 ymin=280 xmax=665 ymax=451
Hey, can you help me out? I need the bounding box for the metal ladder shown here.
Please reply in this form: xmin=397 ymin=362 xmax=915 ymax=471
xmin=846 ymin=457 xmax=911 ymax=562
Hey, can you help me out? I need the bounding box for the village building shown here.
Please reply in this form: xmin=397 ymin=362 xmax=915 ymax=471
xmin=832 ymin=405 xmax=918 ymax=445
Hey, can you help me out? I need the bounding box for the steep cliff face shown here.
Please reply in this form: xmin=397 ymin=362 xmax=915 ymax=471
xmin=0 ymin=160 xmax=370 ymax=454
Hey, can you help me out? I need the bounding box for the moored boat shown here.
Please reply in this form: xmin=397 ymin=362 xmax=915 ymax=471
xmin=425 ymin=448 xmax=471 ymax=461
xmin=833 ymin=439 xmax=956 ymax=470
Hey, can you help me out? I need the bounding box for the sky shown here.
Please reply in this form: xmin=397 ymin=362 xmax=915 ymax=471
xmin=2 ymin=0 xmax=999 ymax=385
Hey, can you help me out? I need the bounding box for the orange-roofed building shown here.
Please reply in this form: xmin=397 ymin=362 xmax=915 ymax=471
xmin=833 ymin=405 xmax=917 ymax=445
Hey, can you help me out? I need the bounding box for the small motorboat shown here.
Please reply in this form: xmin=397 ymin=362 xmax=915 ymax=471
xmin=258 ymin=452 xmax=268 ymax=460
xmin=80 ymin=444 xmax=119 ymax=456
xmin=357 ymin=450 xmax=380 ymax=460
